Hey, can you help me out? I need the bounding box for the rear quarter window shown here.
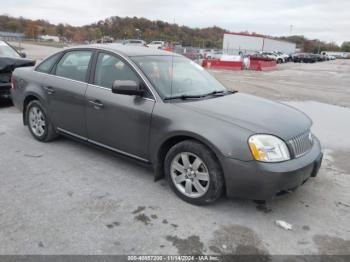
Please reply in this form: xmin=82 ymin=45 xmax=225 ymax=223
xmin=54 ymin=51 xmax=92 ymax=82
xmin=36 ymin=53 xmax=62 ymax=73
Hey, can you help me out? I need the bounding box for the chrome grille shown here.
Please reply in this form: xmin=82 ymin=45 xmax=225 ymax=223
xmin=288 ymin=131 xmax=313 ymax=158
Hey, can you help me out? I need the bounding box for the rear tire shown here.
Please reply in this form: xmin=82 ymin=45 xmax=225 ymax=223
xmin=26 ymin=100 xmax=58 ymax=142
xmin=164 ymin=140 xmax=224 ymax=205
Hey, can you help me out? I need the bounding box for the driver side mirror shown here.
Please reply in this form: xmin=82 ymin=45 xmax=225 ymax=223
xmin=20 ymin=52 xmax=27 ymax=58
xmin=112 ymin=80 xmax=145 ymax=96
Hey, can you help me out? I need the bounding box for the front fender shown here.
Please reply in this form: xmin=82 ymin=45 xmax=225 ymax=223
xmin=149 ymin=103 xmax=255 ymax=164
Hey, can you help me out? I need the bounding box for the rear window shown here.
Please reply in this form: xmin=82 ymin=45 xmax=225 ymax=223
xmin=36 ymin=53 xmax=62 ymax=73
xmin=0 ymin=41 xmax=21 ymax=58
xmin=55 ymin=51 xmax=92 ymax=82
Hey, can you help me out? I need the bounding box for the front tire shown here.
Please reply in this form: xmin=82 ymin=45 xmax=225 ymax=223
xmin=26 ymin=100 xmax=58 ymax=142
xmin=164 ymin=140 xmax=224 ymax=205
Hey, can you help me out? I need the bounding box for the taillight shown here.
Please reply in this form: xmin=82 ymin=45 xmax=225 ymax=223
xmin=11 ymin=76 xmax=16 ymax=89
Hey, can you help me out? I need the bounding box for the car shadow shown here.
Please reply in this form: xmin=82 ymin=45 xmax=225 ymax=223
xmin=55 ymin=135 xmax=267 ymax=209
xmin=55 ymin=135 xmax=155 ymax=177
xmin=38 ymin=133 xmax=316 ymax=213
xmin=0 ymin=98 xmax=13 ymax=108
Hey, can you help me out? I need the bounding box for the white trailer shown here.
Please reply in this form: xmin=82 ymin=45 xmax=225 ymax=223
xmin=39 ymin=35 xmax=60 ymax=42
xmin=321 ymin=51 xmax=350 ymax=58
xmin=223 ymin=33 xmax=296 ymax=55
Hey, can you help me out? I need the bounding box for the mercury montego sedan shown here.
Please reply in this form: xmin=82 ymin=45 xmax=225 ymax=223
xmin=11 ymin=45 xmax=323 ymax=205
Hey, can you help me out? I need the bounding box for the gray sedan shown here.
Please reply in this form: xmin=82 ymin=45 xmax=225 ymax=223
xmin=11 ymin=45 xmax=323 ymax=205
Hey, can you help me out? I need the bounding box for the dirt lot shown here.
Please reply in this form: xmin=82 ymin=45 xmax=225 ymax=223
xmin=212 ymin=60 xmax=350 ymax=108
xmin=0 ymin=44 xmax=349 ymax=256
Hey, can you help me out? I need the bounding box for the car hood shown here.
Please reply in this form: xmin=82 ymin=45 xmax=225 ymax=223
xmin=176 ymin=93 xmax=312 ymax=140
xmin=0 ymin=57 xmax=36 ymax=74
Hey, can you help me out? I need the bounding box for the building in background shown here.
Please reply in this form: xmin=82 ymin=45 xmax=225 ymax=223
xmin=223 ymin=33 xmax=296 ymax=55
xmin=0 ymin=31 xmax=25 ymax=41
xmin=38 ymin=35 xmax=60 ymax=42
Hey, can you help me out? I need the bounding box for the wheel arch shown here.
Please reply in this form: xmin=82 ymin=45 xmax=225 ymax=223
xmin=153 ymin=132 xmax=224 ymax=181
xmin=22 ymin=94 xmax=41 ymax=125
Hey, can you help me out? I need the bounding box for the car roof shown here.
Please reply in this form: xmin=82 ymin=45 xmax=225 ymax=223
xmin=69 ymin=44 xmax=180 ymax=57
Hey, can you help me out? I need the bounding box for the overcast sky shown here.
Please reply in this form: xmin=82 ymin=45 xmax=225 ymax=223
xmin=2 ymin=0 xmax=350 ymax=44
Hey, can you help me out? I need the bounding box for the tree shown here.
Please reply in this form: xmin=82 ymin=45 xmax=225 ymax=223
xmin=57 ymin=23 xmax=65 ymax=36
xmin=341 ymin=42 xmax=350 ymax=52
xmin=7 ymin=20 xmax=22 ymax=32
xmin=0 ymin=14 xmax=344 ymax=50
xmin=24 ymin=21 xmax=39 ymax=39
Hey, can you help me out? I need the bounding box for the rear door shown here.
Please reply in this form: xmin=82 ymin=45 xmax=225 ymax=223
xmin=85 ymin=51 xmax=155 ymax=160
xmin=43 ymin=50 xmax=93 ymax=137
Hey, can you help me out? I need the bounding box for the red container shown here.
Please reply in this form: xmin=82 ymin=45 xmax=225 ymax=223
xmin=202 ymin=59 xmax=243 ymax=71
xmin=249 ymin=59 xmax=277 ymax=71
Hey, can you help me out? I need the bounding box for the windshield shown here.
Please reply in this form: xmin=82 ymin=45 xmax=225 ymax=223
xmin=132 ymin=56 xmax=226 ymax=99
xmin=0 ymin=42 xmax=21 ymax=58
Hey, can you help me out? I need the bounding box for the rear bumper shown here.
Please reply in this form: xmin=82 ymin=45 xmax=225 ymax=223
xmin=0 ymin=83 xmax=11 ymax=96
xmin=0 ymin=83 xmax=11 ymax=94
xmin=221 ymin=137 xmax=323 ymax=200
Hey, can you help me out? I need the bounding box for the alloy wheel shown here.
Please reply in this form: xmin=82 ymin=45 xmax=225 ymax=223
xmin=170 ymin=152 xmax=210 ymax=198
xmin=29 ymin=106 xmax=46 ymax=137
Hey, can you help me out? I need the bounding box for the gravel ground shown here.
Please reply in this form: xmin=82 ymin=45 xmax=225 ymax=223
xmin=212 ymin=59 xmax=350 ymax=108
xmin=8 ymin=41 xmax=66 ymax=61
xmin=0 ymin=44 xmax=349 ymax=256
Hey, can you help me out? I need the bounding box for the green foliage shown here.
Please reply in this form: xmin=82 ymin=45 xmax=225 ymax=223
xmin=341 ymin=42 xmax=350 ymax=52
xmin=0 ymin=14 xmax=225 ymax=47
xmin=276 ymin=35 xmax=342 ymax=53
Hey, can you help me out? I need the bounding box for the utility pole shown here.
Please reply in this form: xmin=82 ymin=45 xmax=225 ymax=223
xmin=317 ymin=41 xmax=321 ymax=54
xmin=135 ymin=28 xmax=141 ymax=39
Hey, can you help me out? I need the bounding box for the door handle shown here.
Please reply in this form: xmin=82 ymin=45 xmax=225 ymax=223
xmin=88 ymin=99 xmax=104 ymax=109
xmin=43 ymin=86 xmax=55 ymax=94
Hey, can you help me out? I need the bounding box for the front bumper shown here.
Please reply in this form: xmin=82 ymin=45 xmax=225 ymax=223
xmin=221 ymin=137 xmax=323 ymax=200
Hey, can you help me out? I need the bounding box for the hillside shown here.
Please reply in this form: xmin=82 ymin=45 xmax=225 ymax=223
xmin=0 ymin=14 xmax=348 ymax=52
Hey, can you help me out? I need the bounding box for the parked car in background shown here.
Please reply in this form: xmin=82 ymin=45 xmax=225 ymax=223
xmin=148 ymin=41 xmax=165 ymax=49
xmin=0 ymin=41 xmax=35 ymax=99
xmin=292 ymin=53 xmax=317 ymax=63
xmin=311 ymin=54 xmax=327 ymax=62
xmin=273 ymin=51 xmax=290 ymax=62
xmin=123 ymin=39 xmax=148 ymax=47
xmin=96 ymin=36 xmax=114 ymax=44
xmin=248 ymin=53 xmax=275 ymax=61
xmin=199 ymin=49 xmax=214 ymax=59
xmin=258 ymin=51 xmax=285 ymax=63
xmin=11 ymin=44 xmax=323 ymax=205
xmin=326 ymin=55 xmax=336 ymax=60
xmin=206 ymin=50 xmax=223 ymax=60
xmin=181 ymin=47 xmax=202 ymax=60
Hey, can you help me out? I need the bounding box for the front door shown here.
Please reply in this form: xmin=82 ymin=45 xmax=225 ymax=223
xmin=85 ymin=52 xmax=155 ymax=160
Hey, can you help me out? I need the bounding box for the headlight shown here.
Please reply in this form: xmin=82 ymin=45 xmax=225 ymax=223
xmin=248 ymin=134 xmax=290 ymax=162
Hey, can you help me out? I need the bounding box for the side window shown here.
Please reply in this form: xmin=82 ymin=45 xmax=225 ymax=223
xmin=55 ymin=51 xmax=92 ymax=82
xmin=94 ymin=53 xmax=140 ymax=89
xmin=36 ymin=53 xmax=61 ymax=73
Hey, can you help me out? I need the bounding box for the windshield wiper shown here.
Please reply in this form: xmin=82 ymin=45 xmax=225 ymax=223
xmin=203 ymin=90 xmax=226 ymax=97
xmin=164 ymin=90 xmax=237 ymax=101
xmin=164 ymin=94 xmax=205 ymax=101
